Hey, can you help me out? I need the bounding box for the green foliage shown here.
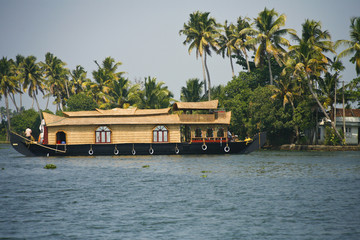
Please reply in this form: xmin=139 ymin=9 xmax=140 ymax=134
xmin=223 ymin=72 xmax=294 ymax=145
xmin=248 ymin=86 xmax=294 ymax=145
xmin=132 ymin=76 xmax=174 ymax=109
xmin=44 ymin=164 xmax=57 ymax=169
xmin=181 ymin=78 xmax=204 ymax=102
xmin=293 ymin=100 xmax=316 ymax=132
xmin=10 ymin=109 xmax=41 ymax=137
xmin=324 ymin=126 xmax=344 ymax=145
xmin=66 ymin=93 xmax=98 ymax=111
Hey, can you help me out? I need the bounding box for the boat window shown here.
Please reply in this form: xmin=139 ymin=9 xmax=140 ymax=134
xmin=206 ymin=128 xmax=213 ymax=138
xmin=195 ymin=128 xmax=202 ymax=138
xmin=153 ymin=125 xmax=168 ymax=142
xmin=56 ymin=131 xmax=66 ymax=144
xmin=96 ymin=126 xmax=111 ymax=143
xmin=217 ymin=128 xmax=224 ymax=138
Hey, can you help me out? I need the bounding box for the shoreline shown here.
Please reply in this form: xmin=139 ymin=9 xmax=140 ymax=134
xmin=278 ymin=144 xmax=360 ymax=151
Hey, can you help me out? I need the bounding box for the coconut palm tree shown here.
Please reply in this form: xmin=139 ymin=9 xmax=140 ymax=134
xmin=0 ymin=57 xmax=21 ymax=136
xmin=22 ymin=55 xmax=44 ymax=120
xmin=69 ymin=65 xmax=90 ymax=95
xmin=105 ymin=77 xmax=132 ymax=109
xmin=285 ymin=20 xmax=343 ymax=141
xmin=41 ymin=52 xmax=69 ymax=111
xmin=271 ymin=78 xmax=301 ymax=142
xmin=89 ymin=57 xmax=125 ymax=108
xmin=10 ymin=54 xmax=25 ymax=112
xmin=245 ymin=8 xmax=295 ymax=85
xmin=234 ymin=16 xmax=254 ymax=72
xmin=180 ymin=78 xmax=204 ymax=102
xmin=218 ymin=21 xmax=237 ymax=77
xmin=132 ymin=76 xmax=174 ymax=109
xmin=179 ymin=11 xmax=220 ymax=100
xmin=335 ymin=17 xmax=360 ymax=75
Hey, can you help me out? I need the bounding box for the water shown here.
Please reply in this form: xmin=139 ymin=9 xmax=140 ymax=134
xmin=0 ymin=144 xmax=359 ymax=240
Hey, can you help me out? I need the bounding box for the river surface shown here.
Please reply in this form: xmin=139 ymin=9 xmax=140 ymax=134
xmin=0 ymin=144 xmax=359 ymax=239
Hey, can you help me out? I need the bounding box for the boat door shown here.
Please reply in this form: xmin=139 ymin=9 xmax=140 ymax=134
xmin=56 ymin=131 xmax=67 ymax=144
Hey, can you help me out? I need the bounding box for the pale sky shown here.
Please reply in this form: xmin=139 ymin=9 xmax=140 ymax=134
xmin=1 ymin=0 xmax=359 ymax=112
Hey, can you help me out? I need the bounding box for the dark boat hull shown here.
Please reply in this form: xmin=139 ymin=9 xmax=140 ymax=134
xmin=10 ymin=132 xmax=266 ymax=157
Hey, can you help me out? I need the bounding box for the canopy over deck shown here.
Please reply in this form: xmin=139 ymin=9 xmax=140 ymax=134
xmin=172 ymin=100 xmax=218 ymax=111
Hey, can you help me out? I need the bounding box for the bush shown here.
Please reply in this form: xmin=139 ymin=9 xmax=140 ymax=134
xmin=324 ymin=126 xmax=344 ymax=145
xmin=10 ymin=109 xmax=41 ymax=138
xmin=66 ymin=93 xmax=97 ymax=111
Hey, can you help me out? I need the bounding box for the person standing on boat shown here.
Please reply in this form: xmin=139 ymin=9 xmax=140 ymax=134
xmin=39 ymin=119 xmax=45 ymax=144
xmin=25 ymin=127 xmax=32 ymax=140
xmin=227 ymin=131 xmax=232 ymax=141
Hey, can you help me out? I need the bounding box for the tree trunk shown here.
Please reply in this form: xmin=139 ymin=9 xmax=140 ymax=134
xmin=9 ymin=93 xmax=19 ymax=112
xmin=267 ymin=55 xmax=273 ymax=85
xmin=46 ymin=95 xmax=50 ymax=110
xmin=201 ymin=53 xmax=207 ymax=97
xmin=19 ymin=93 xmax=23 ymax=112
xmin=290 ymin=100 xmax=299 ymax=143
xmin=33 ymin=93 xmax=43 ymax=121
xmin=308 ymin=79 xmax=343 ymax=142
xmin=65 ymin=80 xmax=70 ymax=99
xmin=243 ymin=49 xmax=251 ymax=73
xmin=5 ymin=94 xmax=11 ymax=141
xmin=204 ymin=52 xmax=211 ymax=101
xmin=229 ymin=54 xmax=234 ymax=77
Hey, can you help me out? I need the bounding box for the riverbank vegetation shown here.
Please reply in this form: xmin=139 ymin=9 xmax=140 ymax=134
xmin=1 ymin=8 xmax=359 ymax=146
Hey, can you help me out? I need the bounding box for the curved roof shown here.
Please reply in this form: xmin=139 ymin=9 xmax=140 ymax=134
xmin=172 ymin=100 xmax=218 ymax=110
xmin=62 ymin=107 xmax=171 ymax=117
xmin=43 ymin=110 xmax=231 ymax=127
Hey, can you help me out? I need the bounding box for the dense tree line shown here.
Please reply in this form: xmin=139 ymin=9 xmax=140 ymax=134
xmin=1 ymin=8 xmax=360 ymax=145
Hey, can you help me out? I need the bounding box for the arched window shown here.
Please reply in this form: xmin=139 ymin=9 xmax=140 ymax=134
xmin=217 ymin=128 xmax=224 ymax=138
xmin=195 ymin=128 xmax=202 ymax=138
xmin=153 ymin=125 xmax=168 ymax=142
xmin=56 ymin=131 xmax=66 ymax=144
xmin=96 ymin=126 xmax=111 ymax=143
xmin=206 ymin=128 xmax=213 ymax=138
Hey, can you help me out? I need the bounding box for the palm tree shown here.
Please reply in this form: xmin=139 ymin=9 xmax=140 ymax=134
xmin=285 ymin=20 xmax=343 ymax=141
xmin=69 ymin=65 xmax=90 ymax=95
xmin=234 ymin=16 xmax=254 ymax=72
xmin=245 ymin=8 xmax=295 ymax=85
xmin=180 ymin=78 xmax=204 ymax=102
xmin=106 ymin=77 xmax=131 ymax=108
xmin=179 ymin=11 xmax=220 ymax=100
xmin=0 ymin=57 xmax=21 ymax=137
xmin=10 ymin=54 xmax=25 ymax=112
xmin=132 ymin=76 xmax=174 ymax=109
xmin=335 ymin=17 xmax=360 ymax=75
xmin=41 ymin=52 xmax=69 ymax=111
xmin=271 ymin=78 xmax=301 ymax=142
xmin=218 ymin=21 xmax=237 ymax=77
xmin=89 ymin=57 xmax=125 ymax=108
xmin=22 ymin=56 xmax=44 ymax=120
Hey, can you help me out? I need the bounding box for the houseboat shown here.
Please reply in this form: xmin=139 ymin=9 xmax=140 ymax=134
xmin=10 ymin=100 xmax=266 ymax=157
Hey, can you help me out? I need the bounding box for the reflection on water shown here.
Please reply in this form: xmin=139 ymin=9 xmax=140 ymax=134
xmin=0 ymin=145 xmax=359 ymax=239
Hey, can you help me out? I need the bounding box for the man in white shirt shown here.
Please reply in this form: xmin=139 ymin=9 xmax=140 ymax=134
xmin=25 ymin=127 xmax=32 ymax=140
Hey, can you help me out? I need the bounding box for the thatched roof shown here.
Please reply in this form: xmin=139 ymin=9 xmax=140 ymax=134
xmin=62 ymin=107 xmax=171 ymax=117
xmin=173 ymin=100 xmax=218 ymax=111
xmin=43 ymin=109 xmax=231 ymax=127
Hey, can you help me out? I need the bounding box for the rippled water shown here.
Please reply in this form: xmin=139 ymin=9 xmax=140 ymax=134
xmin=0 ymin=144 xmax=359 ymax=239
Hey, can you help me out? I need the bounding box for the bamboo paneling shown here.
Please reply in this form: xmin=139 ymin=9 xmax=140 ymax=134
xmin=47 ymin=124 xmax=181 ymax=145
xmin=179 ymin=114 xmax=215 ymax=122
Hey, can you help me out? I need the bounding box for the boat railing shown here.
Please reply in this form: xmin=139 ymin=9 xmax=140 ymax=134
xmin=191 ymin=137 xmax=228 ymax=143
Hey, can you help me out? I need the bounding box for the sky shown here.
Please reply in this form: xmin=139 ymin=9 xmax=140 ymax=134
xmin=1 ymin=0 xmax=359 ymax=112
